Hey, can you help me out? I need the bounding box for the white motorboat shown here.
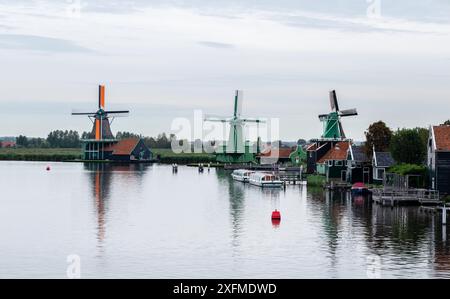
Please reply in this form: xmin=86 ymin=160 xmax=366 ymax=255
xmin=249 ymin=172 xmax=284 ymax=188
xmin=231 ymin=169 xmax=254 ymax=183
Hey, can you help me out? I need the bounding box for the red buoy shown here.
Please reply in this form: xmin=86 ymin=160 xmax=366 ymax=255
xmin=272 ymin=210 xmax=281 ymax=220
xmin=46 ymin=166 xmax=51 ymax=171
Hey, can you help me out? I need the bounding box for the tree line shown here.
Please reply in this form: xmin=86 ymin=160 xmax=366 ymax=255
xmin=364 ymin=120 xmax=450 ymax=165
xmin=12 ymin=130 xmax=175 ymax=149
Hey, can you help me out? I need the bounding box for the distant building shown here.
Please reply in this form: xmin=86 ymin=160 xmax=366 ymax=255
xmin=372 ymin=150 xmax=395 ymax=184
xmin=0 ymin=141 xmax=16 ymax=148
xmin=257 ymin=146 xmax=294 ymax=165
xmin=346 ymin=144 xmax=373 ymax=184
xmin=315 ymin=141 xmax=350 ymax=181
xmin=428 ymin=125 xmax=450 ymax=195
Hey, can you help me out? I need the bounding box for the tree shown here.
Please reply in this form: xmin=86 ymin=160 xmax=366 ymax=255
xmin=47 ymin=130 xmax=80 ymax=148
xmin=16 ymin=135 xmax=29 ymax=148
xmin=390 ymin=128 xmax=427 ymax=165
xmin=156 ymin=133 xmax=170 ymax=148
xmin=81 ymin=131 xmax=93 ymax=139
xmin=116 ymin=131 xmax=141 ymax=140
xmin=443 ymin=120 xmax=450 ymax=125
xmin=297 ymin=139 xmax=307 ymax=146
xmin=365 ymin=121 xmax=392 ymax=157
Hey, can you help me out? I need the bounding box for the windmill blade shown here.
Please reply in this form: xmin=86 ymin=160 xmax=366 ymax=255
xmin=204 ymin=114 xmax=231 ymax=122
xmin=106 ymin=111 xmax=130 ymax=118
xmin=339 ymin=108 xmax=358 ymax=117
xmin=318 ymin=114 xmax=329 ymax=120
xmin=104 ymin=110 xmax=129 ymax=114
xmin=242 ymin=118 xmax=267 ymax=123
xmin=338 ymin=121 xmax=346 ymax=138
xmin=204 ymin=117 xmax=230 ymax=123
xmin=71 ymin=111 xmax=97 ymax=116
xmin=329 ymin=90 xmax=339 ymax=112
xmin=99 ymin=85 xmax=105 ymax=109
xmin=233 ymin=90 xmax=243 ymax=118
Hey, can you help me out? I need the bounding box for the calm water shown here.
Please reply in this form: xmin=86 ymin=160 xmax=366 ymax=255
xmin=0 ymin=161 xmax=449 ymax=278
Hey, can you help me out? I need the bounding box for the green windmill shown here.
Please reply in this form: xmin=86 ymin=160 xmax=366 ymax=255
xmin=319 ymin=90 xmax=358 ymax=139
xmin=205 ymin=90 xmax=265 ymax=164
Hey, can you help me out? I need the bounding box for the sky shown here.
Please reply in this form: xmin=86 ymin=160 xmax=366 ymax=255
xmin=0 ymin=0 xmax=450 ymax=141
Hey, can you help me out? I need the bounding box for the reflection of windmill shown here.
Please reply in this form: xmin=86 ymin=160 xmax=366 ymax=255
xmin=72 ymin=85 xmax=129 ymax=140
xmin=318 ymin=90 xmax=357 ymax=139
xmin=84 ymin=163 xmax=150 ymax=250
xmin=204 ymin=90 xmax=265 ymax=163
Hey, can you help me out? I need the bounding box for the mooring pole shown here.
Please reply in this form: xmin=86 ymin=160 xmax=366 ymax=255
xmin=443 ymin=205 xmax=447 ymax=225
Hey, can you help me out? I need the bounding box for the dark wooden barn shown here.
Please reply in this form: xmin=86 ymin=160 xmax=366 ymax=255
xmin=428 ymin=125 xmax=450 ymax=195
xmin=103 ymin=138 xmax=153 ymax=162
xmin=346 ymin=144 xmax=373 ymax=184
xmin=372 ymin=150 xmax=395 ymax=184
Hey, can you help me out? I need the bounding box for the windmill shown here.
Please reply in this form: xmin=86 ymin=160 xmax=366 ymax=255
xmin=204 ymin=90 xmax=265 ymax=163
xmin=318 ymin=90 xmax=357 ymax=139
xmin=72 ymin=85 xmax=129 ymax=140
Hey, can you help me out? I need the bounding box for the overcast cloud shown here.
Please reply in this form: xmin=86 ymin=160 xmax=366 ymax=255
xmin=0 ymin=0 xmax=449 ymax=141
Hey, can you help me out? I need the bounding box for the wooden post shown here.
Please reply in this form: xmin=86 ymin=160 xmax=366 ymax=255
xmin=443 ymin=206 xmax=447 ymax=225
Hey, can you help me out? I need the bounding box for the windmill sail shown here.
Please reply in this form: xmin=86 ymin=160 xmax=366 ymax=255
xmin=339 ymin=108 xmax=358 ymax=117
xmin=204 ymin=89 xmax=264 ymax=158
xmin=232 ymin=90 xmax=243 ymax=118
xmin=329 ymin=90 xmax=339 ymax=112
xmin=72 ymin=85 xmax=129 ymax=140
xmin=99 ymin=85 xmax=105 ymax=109
xmin=319 ymin=90 xmax=357 ymax=139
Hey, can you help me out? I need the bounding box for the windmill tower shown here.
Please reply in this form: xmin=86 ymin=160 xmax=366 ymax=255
xmin=72 ymin=85 xmax=129 ymax=160
xmin=318 ymin=90 xmax=357 ymax=139
xmin=204 ymin=90 xmax=265 ymax=164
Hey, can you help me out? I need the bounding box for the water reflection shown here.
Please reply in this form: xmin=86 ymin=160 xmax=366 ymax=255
xmin=83 ymin=163 xmax=150 ymax=247
xmin=4 ymin=161 xmax=450 ymax=278
xmin=216 ymin=169 xmax=245 ymax=249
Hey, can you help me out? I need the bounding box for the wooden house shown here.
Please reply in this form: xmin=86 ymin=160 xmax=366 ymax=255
xmin=428 ymin=125 xmax=450 ymax=195
xmin=346 ymin=144 xmax=373 ymax=184
xmin=372 ymin=150 xmax=395 ymax=184
xmin=315 ymin=141 xmax=350 ymax=181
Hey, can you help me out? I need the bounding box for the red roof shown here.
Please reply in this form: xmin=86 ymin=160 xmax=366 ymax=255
xmin=433 ymin=126 xmax=450 ymax=151
xmin=258 ymin=147 xmax=294 ymax=159
xmin=317 ymin=141 xmax=350 ymax=164
xmin=104 ymin=138 xmax=140 ymax=155
xmin=0 ymin=141 xmax=16 ymax=147
xmin=306 ymin=143 xmax=317 ymax=151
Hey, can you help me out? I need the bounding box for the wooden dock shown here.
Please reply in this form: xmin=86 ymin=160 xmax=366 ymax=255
xmin=278 ymin=173 xmax=306 ymax=185
xmin=324 ymin=181 xmax=352 ymax=191
xmin=372 ymin=189 xmax=441 ymax=206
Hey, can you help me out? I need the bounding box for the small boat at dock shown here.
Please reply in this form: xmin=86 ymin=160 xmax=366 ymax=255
xmin=351 ymin=182 xmax=369 ymax=195
xmin=231 ymin=169 xmax=254 ymax=183
xmin=249 ymin=172 xmax=283 ymax=188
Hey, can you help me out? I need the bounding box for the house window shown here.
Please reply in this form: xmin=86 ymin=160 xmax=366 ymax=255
xmin=328 ymin=160 xmax=333 ymax=167
xmin=335 ymin=160 xmax=343 ymax=166
xmin=376 ymin=168 xmax=385 ymax=180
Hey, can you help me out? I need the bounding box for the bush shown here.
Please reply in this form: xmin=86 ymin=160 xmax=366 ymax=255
xmin=390 ymin=128 xmax=427 ymax=165
xmin=388 ymin=164 xmax=427 ymax=176
xmin=307 ymin=175 xmax=326 ymax=187
xmin=443 ymin=196 xmax=450 ymax=203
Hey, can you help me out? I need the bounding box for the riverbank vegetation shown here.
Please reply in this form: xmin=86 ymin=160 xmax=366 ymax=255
xmin=0 ymin=147 xmax=215 ymax=164
xmin=306 ymin=175 xmax=326 ymax=187
xmin=0 ymin=148 xmax=81 ymax=161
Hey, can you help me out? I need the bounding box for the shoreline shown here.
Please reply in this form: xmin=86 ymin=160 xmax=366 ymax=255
xmin=0 ymin=147 xmax=216 ymax=165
